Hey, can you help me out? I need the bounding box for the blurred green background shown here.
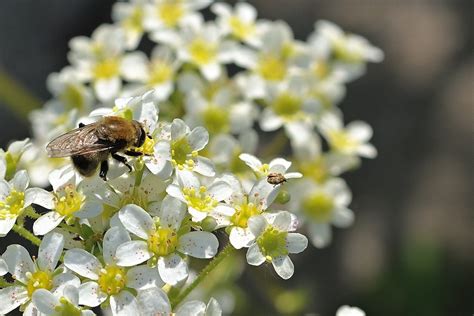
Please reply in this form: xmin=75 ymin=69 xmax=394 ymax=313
xmin=0 ymin=0 xmax=472 ymax=315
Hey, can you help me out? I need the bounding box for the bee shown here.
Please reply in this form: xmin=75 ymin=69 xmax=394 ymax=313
xmin=266 ymin=172 xmax=287 ymax=186
xmin=46 ymin=116 xmax=148 ymax=180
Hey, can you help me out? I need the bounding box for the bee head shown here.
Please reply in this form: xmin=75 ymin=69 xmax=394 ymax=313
xmin=132 ymin=121 xmax=147 ymax=148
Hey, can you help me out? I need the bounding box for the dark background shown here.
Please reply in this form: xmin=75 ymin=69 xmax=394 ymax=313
xmin=0 ymin=1 xmax=472 ymax=315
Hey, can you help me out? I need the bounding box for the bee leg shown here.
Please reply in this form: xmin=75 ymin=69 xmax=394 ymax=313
xmin=124 ymin=150 xmax=143 ymax=157
xmin=112 ymin=153 xmax=133 ymax=172
xmin=99 ymin=160 xmax=109 ymax=181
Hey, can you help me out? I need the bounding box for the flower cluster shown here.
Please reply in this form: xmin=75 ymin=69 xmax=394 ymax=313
xmin=1 ymin=0 xmax=381 ymax=315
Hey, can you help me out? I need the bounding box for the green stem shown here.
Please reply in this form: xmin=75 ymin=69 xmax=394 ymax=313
xmin=170 ymin=244 xmax=235 ymax=308
xmin=59 ymin=223 xmax=80 ymax=235
xmin=25 ymin=207 xmax=40 ymax=219
xmin=12 ymin=224 xmax=41 ymax=247
xmin=134 ymin=159 xmax=145 ymax=189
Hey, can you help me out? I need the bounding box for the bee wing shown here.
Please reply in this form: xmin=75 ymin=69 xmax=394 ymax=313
xmin=46 ymin=123 xmax=113 ymax=158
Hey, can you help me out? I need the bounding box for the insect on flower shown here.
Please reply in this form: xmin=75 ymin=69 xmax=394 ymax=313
xmin=266 ymin=172 xmax=287 ymax=186
xmin=46 ymin=116 xmax=150 ymax=180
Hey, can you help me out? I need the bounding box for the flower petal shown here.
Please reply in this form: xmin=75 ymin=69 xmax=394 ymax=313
xmin=157 ymin=254 xmax=188 ymax=285
xmin=33 ymin=212 xmax=64 ymax=236
xmin=178 ymin=231 xmax=218 ymax=259
xmin=159 ymin=195 xmax=186 ymax=230
xmin=118 ymin=204 xmax=154 ymax=239
xmin=24 ymin=188 xmax=54 ymax=209
xmin=206 ymin=297 xmax=222 ymax=315
xmin=75 ymin=200 xmax=103 ymax=219
xmin=110 ymin=291 xmax=139 ymax=316
xmin=0 ymin=286 xmax=29 ymax=314
xmin=286 ymin=233 xmax=308 ymax=254
xmin=38 ymin=232 xmax=64 ymax=272
xmin=238 ymin=153 xmax=261 ymax=171
xmin=11 ymin=170 xmax=29 ymax=192
xmin=103 ymin=226 xmax=131 ymax=265
xmin=246 ymin=243 xmax=265 ymax=266
xmin=229 ymin=227 xmax=255 ymax=249
xmin=0 ymin=218 xmax=17 ymax=237
xmin=126 ymin=265 xmax=164 ymax=290
xmin=176 ymin=300 xmax=206 ymax=316
xmin=3 ymin=244 xmax=34 ymax=284
xmin=176 ymin=170 xmax=200 ymax=190
xmin=208 ymin=181 xmax=232 ymax=201
xmin=309 ymin=223 xmax=332 ymax=248
xmin=64 ymin=249 xmax=101 ymax=280
xmin=0 ymin=257 xmax=8 ymax=276
xmin=331 ymin=207 xmax=354 ymax=228
xmin=137 ymin=288 xmax=171 ymax=316
xmin=32 ymin=289 xmax=59 ymax=315
xmin=272 ymin=255 xmax=294 ymax=279
xmin=115 ymin=241 xmax=152 ymax=267
xmin=171 ymin=119 xmax=189 ymax=140
xmin=188 ymin=127 xmax=209 ymax=151
xmin=193 ymin=157 xmax=216 ymax=177
xmin=78 ymin=282 xmax=107 ymax=307
xmin=247 ymin=215 xmax=267 ymax=237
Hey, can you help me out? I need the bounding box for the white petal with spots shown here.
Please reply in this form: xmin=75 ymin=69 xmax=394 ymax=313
xmin=3 ymin=244 xmax=34 ymax=284
xmin=157 ymin=254 xmax=188 ymax=285
xmin=118 ymin=204 xmax=154 ymax=239
xmin=38 ymin=232 xmax=64 ymax=272
xmin=178 ymin=231 xmax=218 ymax=259
xmin=64 ymin=249 xmax=101 ymax=280
xmin=78 ymin=281 xmax=107 ymax=307
xmin=115 ymin=240 xmax=152 ymax=267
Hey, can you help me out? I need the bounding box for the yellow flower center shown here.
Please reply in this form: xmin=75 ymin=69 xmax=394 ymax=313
xmin=123 ymin=7 xmax=144 ymax=32
xmin=0 ymin=189 xmax=25 ymax=220
xmin=93 ymin=58 xmax=120 ymax=79
xmin=327 ymin=130 xmax=358 ymax=153
xmin=120 ymin=191 xmax=148 ymax=211
xmin=59 ymin=84 xmax=85 ymax=110
xmin=272 ymin=93 xmax=302 ymax=119
xmin=229 ymin=16 xmax=255 ymax=40
xmin=258 ymin=55 xmax=286 ymax=81
xmin=302 ymin=192 xmax=334 ymax=223
xmin=54 ymin=185 xmax=85 ymax=217
xmin=147 ymin=227 xmax=178 ymax=257
xmin=98 ymin=265 xmax=127 ymax=295
xmin=26 ymin=270 xmax=53 ymax=297
xmin=231 ymin=202 xmax=261 ymax=228
xmin=313 ymin=60 xmax=330 ymax=79
xmin=189 ymin=38 xmax=217 ymax=65
xmin=54 ymin=297 xmax=82 ymax=316
xmin=298 ymin=158 xmax=329 ymax=184
xmin=158 ymin=2 xmax=184 ymax=28
xmin=202 ymin=105 xmax=230 ymax=135
xmin=133 ymin=136 xmax=155 ymax=156
xmin=183 ymin=186 xmax=218 ymax=212
xmin=148 ymin=61 xmax=174 ymax=85
xmin=256 ymin=226 xmax=288 ymax=261
xmin=171 ymin=137 xmax=197 ymax=170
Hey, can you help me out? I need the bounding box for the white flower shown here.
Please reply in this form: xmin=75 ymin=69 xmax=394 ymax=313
xmin=310 ymin=20 xmax=383 ymax=82
xmin=211 ymin=2 xmax=263 ymax=47
xmin=68 ymin=24 xmax=131 ymax=102
xmin=0 ymin=170 xmax=53 ymax=237
xmin=137 ymin=287 xmax=221 ymax=316
xmin=144 ymin=0 xmax=213 ymax=36
xmin=336 ymin=305 xmax=366 ymax=316
xmin=162 ymin=17 xmax=235 ymax=80
xmin=166 ymin=170 xmax=233 ymax=225
xmin=179 ymin=72 xmax=259 ymax=136
xmin=33 ymin=168 xmax=105 ymax=236
xmin=32 ymin=286 xmax=95 ymax=316
xmin=246 ymin=211 xmax=308 ymax=279
xmin=289 ymin=178 xmax=353 ymax=248
xmin=319 ymin=112 xmax=377 ymax=159
xmin=259 ymin=75 xmax=321 ymax=133
xmin=152 ymin=119 xmax=215 ymax=177
xmin=64 ymin=226 xmax=163 ymax=314
xmin=208 ymin=131 xmax=258 ymax=175
xmin=0 ymin=138 xmax=32 ymax=180
xmin=238 ymin=21 xmax=306 ymax=82
xmin=121 ymin=46 xmax=181 ymax=101
xmin=0 ymin=232 xmax=79 ymax=315
xmin=115 ymin=196 xmax=219 ymax=285
xmin=112 ymin=0 xmax=147 ymax=49
xmin=221 ymin=175 xmax=279 ymax=249
xmin=239 ymin=153 xmax=302 ymax=181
